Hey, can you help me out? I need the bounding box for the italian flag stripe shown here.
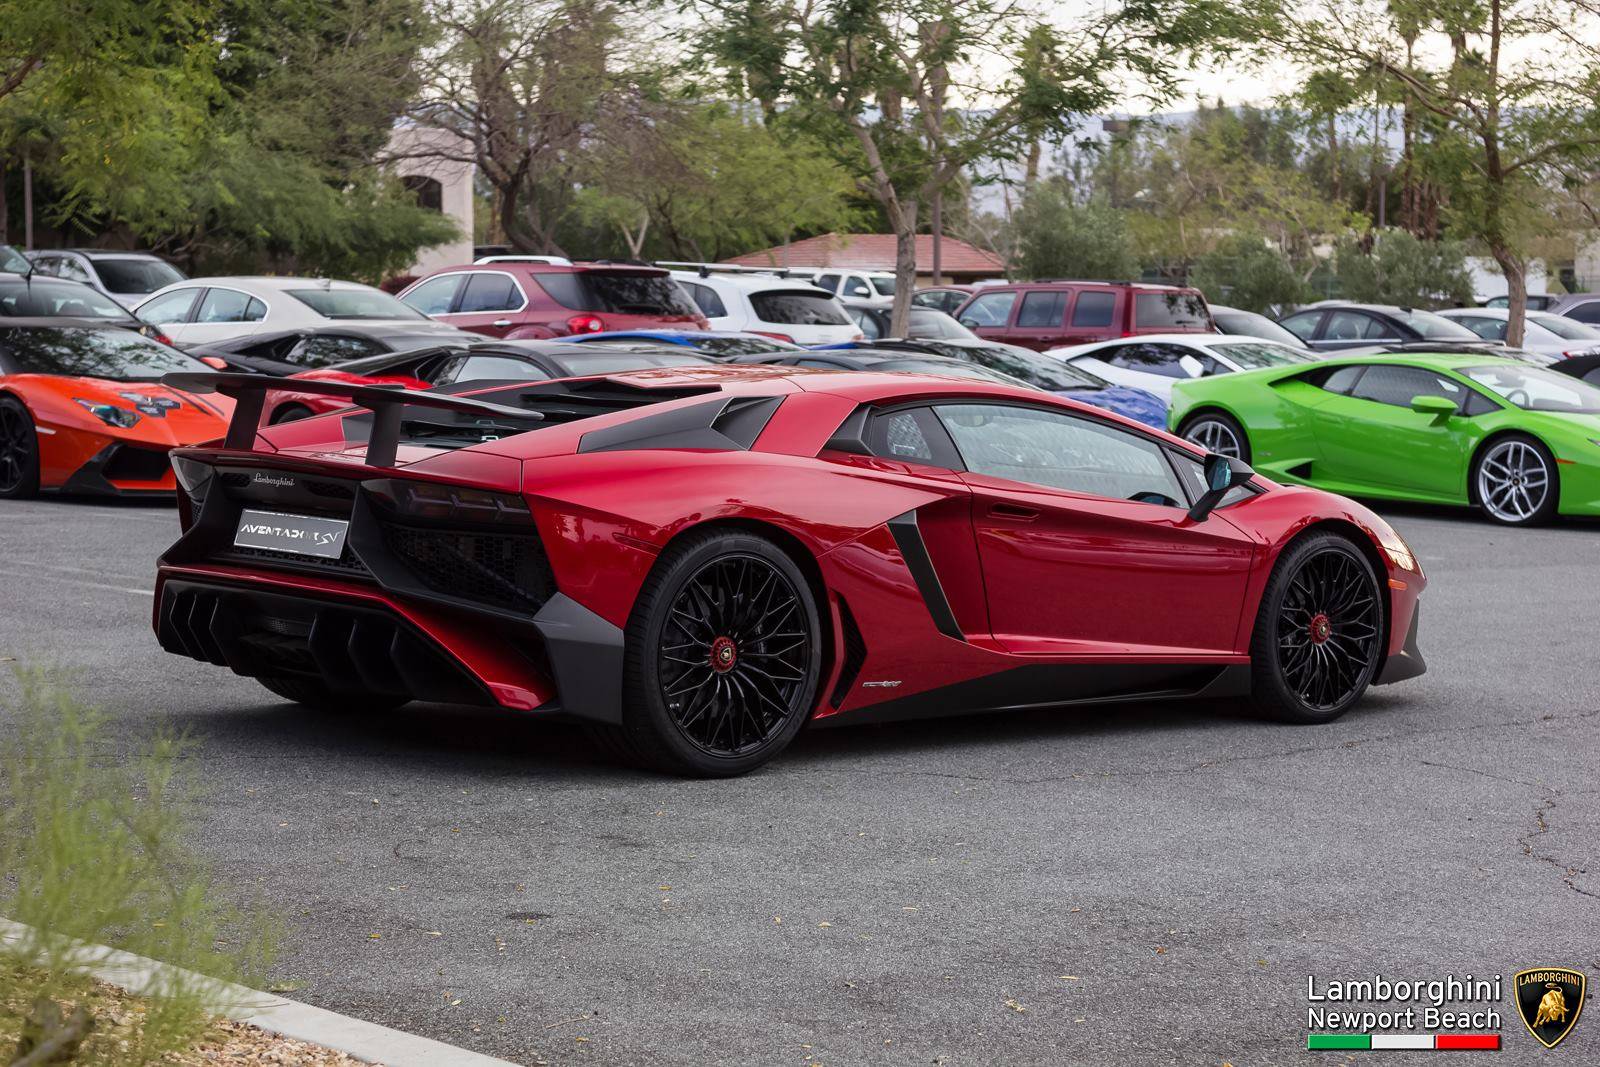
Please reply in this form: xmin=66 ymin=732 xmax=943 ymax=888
xmin=1308 ymin=1034 xmax=1500 ymax=1051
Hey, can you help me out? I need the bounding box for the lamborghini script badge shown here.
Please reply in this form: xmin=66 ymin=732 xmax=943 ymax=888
xmin=1515 ymin=967 xmax=1585 ymax=1048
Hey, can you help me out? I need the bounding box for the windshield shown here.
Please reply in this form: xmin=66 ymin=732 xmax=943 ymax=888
xmin=875 ymin=358 xmax=1031 ymax=387
xmin=537 ymin=271 xmax=702 ymax=317
xmin=907 ymin=309 xmax=978 ymax=340
xmin=907 ymin=340 xmax=1113 ymax=390
xmin=0 ymin=245 xmax=29 ymax=273
xmin=869 ymin=276 xmax=897 ymax=296
xmin=0 ymin=278 xmax=129 ymax=318
xmin=1530 ymin=312 xmax=1600 ymax=341
xmin=1135 ymin=291 xmax=1210 ymax=328
xmin=549 ymin=350 xmax=713 ymax=376
xmin=1393 ymin=309 xmax=1479 ymax=340
xmin=93 ymin=257 xmax=184 ymax=295
xmin=1462 ymin=364 xmax=1600 ymax=414
xmin=1212 ymin=341 xmax=1317 ymax=368
xmin=1211 ymin=309 xmax=1305 ymax=347
xmin=0 ymin=326 xmax=206 ymax=380
xmin=288 ymin=287 xmax=427 ymax=321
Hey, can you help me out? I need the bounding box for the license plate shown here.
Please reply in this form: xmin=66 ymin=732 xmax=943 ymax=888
xmin=233 ymin=509 xmax=350 ymax=560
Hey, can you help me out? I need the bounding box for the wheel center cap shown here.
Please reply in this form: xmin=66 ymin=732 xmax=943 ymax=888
xmin=709 ymin=636 xmax=738 ymax=673
xmin=1308 ymin=613 xmax=1332 ymax=645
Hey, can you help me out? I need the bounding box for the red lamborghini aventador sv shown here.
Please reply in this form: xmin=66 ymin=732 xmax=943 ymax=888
xmin=151 ymin=365 xmax=1426 ymax=775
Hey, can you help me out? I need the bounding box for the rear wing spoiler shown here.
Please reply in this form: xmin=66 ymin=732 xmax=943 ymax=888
xmin=162 ymin=372 xmax=544 ymax=467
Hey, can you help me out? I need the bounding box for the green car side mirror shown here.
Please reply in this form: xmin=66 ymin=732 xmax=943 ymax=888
xmin=1409 ymin=395 xmax=1457 ymax=423
xmin=1188 ymin=453 xmax=1256 ymax=522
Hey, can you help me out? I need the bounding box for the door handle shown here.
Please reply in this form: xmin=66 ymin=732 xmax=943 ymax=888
xmin=989 ymin=503 xmax=1039 ymax=521
xmin=492 ymin=319 xmax=512 ymax=328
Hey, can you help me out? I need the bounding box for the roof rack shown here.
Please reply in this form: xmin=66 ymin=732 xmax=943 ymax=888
xmin=656 ymin=261 xmax=813 ymax=280
xmin=474 ymin=254 xmax=573 ymax=266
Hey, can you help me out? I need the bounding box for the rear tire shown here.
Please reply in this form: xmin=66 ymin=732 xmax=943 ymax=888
xmin=1247 ymin=533 xmax=1382 ymax=724
xmin=257 ymin=675 xmax=410 ymax=713
xmin=269 ymin=403 xmax=314 ymax=425
xmin=0 ymin=395 xmax=41 ymax=499
xmin=1178 ymin=410 xmax=1250 ymax=462
xmin=605 ymin=528 xmax=822 ymax=776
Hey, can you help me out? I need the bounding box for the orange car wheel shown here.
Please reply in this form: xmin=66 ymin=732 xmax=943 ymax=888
xmin=0 ymin=395 xmax=40 ymax=499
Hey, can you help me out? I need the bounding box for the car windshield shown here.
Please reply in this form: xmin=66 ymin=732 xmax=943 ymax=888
xmin=870 ymin=276 xmax=897 ymax=296
xmin=288 ymin=287 xmax=427 ymax=320
xmin=0 ymin=278 xmax=129 ymax=318
xmin=1211 ymin=341 xmax=1317 ymax=368
xmin=1135 ymin=291 xmax=1210 ymax=328
xmin=906 ymin=340 xmax=1113 ymax=390
xmin=93 ymin=258 xmax=184 ymax=295
xmin=907 ymin=309 xmax=978 ymax=340
xmin=875 ymin=358 xmax=1031 ymax=387
xmin=688 ymin=335 xmax=801 ymax=355
xmin=1393 ymin=309 xmax=1479 ymax=339
xmin=748 ymin=291 xmax=852 ymax=326
xmin=0 ymin=326 xmax=206 ymax=380
xmin=1211 ymin=309 xmax=1305 ymax=347
xmin=549 ymin=350 xmax=713 ymax=376
xmin=538 ymin=271 xmax=702 ymax=317
xmin=1462 ymin=364 xmax=1600 ymax=413
xmin=1530 ymin=312 xmax=1600 ymax=340
xmin=0 ymin=245 xmax=29 ymax=273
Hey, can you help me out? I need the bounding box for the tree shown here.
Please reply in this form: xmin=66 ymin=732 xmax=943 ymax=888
xmin=1011 ymin=184 xmax=1139 ymax=281
xmin=695 ymin=0 xmax=1211 ymax=332
xmin=1333 ymin=228 xmax=1474 ymax=308
xmin=1229 ymin=0 xmax=1600 ymax=344
xmin=1191 ymin=232 xmax=1307 ymax=312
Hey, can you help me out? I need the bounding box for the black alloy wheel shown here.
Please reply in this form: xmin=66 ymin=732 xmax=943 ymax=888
xmin=601 ymin=529 xmax=822 ymax=776
xmin=0 ymin=395 xmax=41 ymax=499
xmin=1249 ymin=533 xmax=1382 ymax=723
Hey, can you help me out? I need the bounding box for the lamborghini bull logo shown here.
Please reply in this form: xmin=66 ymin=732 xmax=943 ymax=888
xmin=1516 ymin=968 xmax=1585 ymax=1048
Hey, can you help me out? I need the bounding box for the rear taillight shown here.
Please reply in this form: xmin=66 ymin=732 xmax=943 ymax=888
xmin=365 ymin=479 xmax=534 ymax=525
xmin=752 ymin=331 xmax=794 ymax=343
xmin=566 ymin=314 xmax=605 ymax=334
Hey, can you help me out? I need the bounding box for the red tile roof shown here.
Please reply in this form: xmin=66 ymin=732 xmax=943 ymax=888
xmin=721 ymin=233 xmax=1005 ymax=274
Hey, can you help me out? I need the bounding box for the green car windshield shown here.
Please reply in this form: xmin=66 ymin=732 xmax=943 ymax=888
xmin=1462 ymin=364 xmax=1600 ymax=414
xmin=1211 ymin=342 xmax=1316 ymax=368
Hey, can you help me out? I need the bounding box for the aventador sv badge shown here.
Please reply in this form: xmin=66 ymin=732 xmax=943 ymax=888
xmin=1515 ymin=967 xmax=1585 ymax=1048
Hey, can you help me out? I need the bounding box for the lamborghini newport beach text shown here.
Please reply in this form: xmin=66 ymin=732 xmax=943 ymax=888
xmin=151 ymin=365 xmax=1426 ymax=775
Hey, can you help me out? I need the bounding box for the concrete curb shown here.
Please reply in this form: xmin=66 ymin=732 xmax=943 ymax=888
xmin=0 ymin=918 xmax=525 ymax=1067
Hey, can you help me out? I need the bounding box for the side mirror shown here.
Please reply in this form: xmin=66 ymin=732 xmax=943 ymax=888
xmin=1188 ymin=453 xmax=1256 ymax=522
xmin=1410 ymin=394 xmax=1456 ymax=423
xmin=1178 ymin=353 xmax=1206 ymax=378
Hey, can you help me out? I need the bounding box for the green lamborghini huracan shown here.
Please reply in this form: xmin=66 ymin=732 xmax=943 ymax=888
xmin=1168 ymin=352 xmax=1600 ymax=525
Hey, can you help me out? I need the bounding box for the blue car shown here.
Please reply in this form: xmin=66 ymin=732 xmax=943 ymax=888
xmin=556 ymin=329 xmax=803 ymax=358
xmin=808 ymin=338 xmax=1168 ymax=429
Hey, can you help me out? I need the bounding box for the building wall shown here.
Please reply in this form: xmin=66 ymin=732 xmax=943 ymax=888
xmin=385 ymin=127 xmax=475 ymax=277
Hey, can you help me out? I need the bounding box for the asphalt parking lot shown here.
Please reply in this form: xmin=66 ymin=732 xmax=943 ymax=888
xmin=1 ymin=497 xmax=1597 ymax=1066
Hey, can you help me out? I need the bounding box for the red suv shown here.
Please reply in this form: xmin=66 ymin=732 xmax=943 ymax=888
xmin=953 ymin=281 xmax=1212 ymax=351
xmin=398 ymin=260 xmax=707 ymax=339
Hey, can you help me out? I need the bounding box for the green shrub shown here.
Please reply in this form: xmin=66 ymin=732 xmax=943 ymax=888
xmin=0 ymin=668 xmax=278 ymax=1066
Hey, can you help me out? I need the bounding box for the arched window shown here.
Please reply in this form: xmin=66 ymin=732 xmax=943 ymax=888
xmin=402 ymin=175 xmax=443 ymax=212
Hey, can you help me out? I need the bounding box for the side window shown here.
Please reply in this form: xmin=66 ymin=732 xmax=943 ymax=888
xmin=457 ymin=272 xmax=523 ymax=313
xmin=960 ymin=291 xmax=1017 ymax=328
xmin=59 ymin=258 xmax=93 ymax=284
xmin=1317 ymin=365 xmax=1366 ymax=395
xmin=245 ymin=298 xmax=267 ymax=321
xmin=864 ymin=409 xmax=949 ymax=466
xmin=815 ymin=274 xmax=841 ymax=294
xmin=1324 ymin=310 xmax=1378 ymax=341
xmin=1279 ymin=311 xmax=1323 ymax=341
xmin=853 ymin=308 xmax=882 ymax=339
xmin=196 ymin=288 xmax=258 ymax=324
xmin=1016 ymin=290 xmax=1068 ymax=328
xmin=453 ymin=355 xmax=550 ymax=384
xmin=1567 ymin=301 xmax=1600 ymax=324
xmin=935 ymin=403 xmax=1186 ymax=505
xmin=911 ymin=291 xmax=939 ymax=309
xmin=1349 ymin=365 xmax=1467 ymax=409
xmin=402 ymin=274 xmax=463 ymax=315
xmin=842 ymin=276 xmax=872 ymax=298
xmin=1456 ymin=316 xmax=1506 ymax=341
xmin=138 ymin=288 xmax=199 ymax=324
xmin=29 ymin=255 xmax=61 ymax=277
xmin=1107 ymin=343 xmax=1187 ymax=377
xmin=1070 ymin=291 xmax=1116 ymax=327
xmin=680 ymin=282 xmax=728 ymax=319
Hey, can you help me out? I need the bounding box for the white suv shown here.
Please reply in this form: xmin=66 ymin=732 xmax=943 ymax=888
xmin=671 ymin=271 xmax=860 ymax=345
xmin=811 ymin=269 xmax=897 ymax=306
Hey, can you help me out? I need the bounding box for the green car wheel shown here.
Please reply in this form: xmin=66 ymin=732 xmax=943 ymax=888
xmin=1473 ymin=434 xmax=1558 ymax=525
xmin=1178 ymin=411 xmax=1251 ymax=462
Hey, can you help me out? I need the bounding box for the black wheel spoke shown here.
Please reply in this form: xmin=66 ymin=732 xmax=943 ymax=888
xmin=657 ymin=552 xmax=813 ymax=756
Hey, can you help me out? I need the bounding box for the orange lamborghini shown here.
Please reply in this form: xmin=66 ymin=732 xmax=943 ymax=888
xmin=0 ymin=319 xmax=232 ymax=497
